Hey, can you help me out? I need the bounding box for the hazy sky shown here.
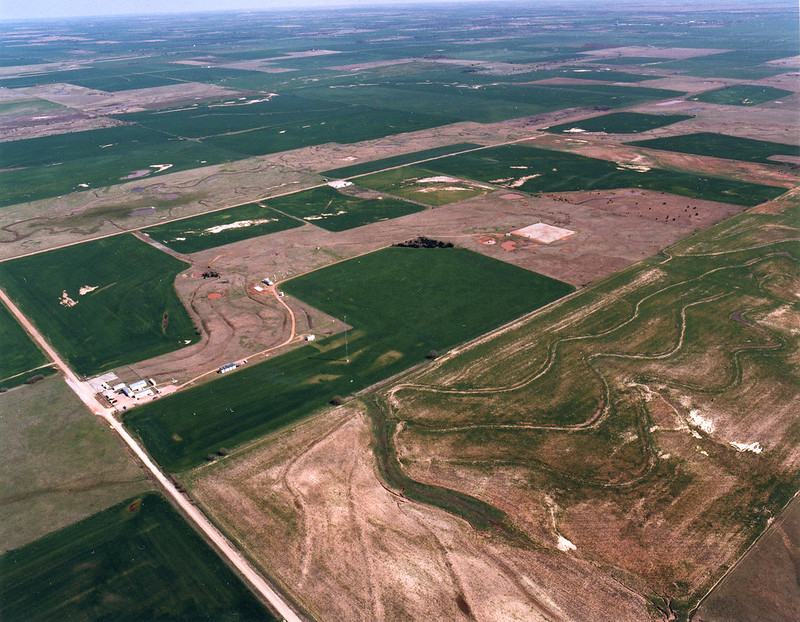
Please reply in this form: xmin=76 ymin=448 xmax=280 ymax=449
xmin=3 ymin=0 xmax=458 ymax=21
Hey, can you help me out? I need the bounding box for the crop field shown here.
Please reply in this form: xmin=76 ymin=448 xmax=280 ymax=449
xmin=658 ymin=50 xmax=794 ymax=79
xmin=0 ymin=375 xmax=150 ymax=551
xmin=543 ymin=112 xmax=693 ymax=134
xmin=263 ymin=185 xmax=424 ymax=231
xmin=0 ymin=235 xmax=198 ymax=376
xmin=0 ymin=493 xmax=275 ymax=621
xmin=0 ymin=301 xmax=46 ymax=386
xmin=125 ymin=246 xmax=573 ymax=471
xmin=687 ymin=84 xmax=794 ymax=106
xmin=355 ymin=166 xmax=492 ymax=206
xmin=424 ymin=144 xmax=787 ymax=206
xmin=142 ymin=202 xmax=303 ymax=254
xmin=204 ymin=106 xmax=455 ymax=157
xmin=322 ymin=143 xmax=480 ymax=178
xmin=312 ymin=82 xmax=685 ymax=124
xmin=629 ymin=132 xmax=800 ymax=165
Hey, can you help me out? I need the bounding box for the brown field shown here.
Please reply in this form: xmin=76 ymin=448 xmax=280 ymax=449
xmin=187 ymin=405 xmax=657 ymax=622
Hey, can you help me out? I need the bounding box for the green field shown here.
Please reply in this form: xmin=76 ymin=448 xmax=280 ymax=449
xmin=659 ymin=50 xmax=793 ymax=80
xmin=0 ymin=301 xmax=46 ymax=386
xmin=0 ymin=493 xmax=275 ymax=621
xmin=322 ymin=143 xmax=481 ymax=178
xmin=125 ymin=247 xmax=574 ymax=471
xmin=543 ymin=112 xmax=693 ymax=134
xmin=0 ymin=235 xmax=198 ymax=376
xmin=424 ymin=144 xmax=786 ymax=206
xmin=629 ymin=132 xmax=800 ymax=164
xmin=264 ymin=185 xmax=425 ymax=231
xmin=687 ymin=84 xmax=794 ymax=106
xmin=0 ymin=375 xmax=150 ymax=552
xmin=143 ymin=202 xmax=304 ymax=253
xmin=356 ymin=166 xmax=491 ymax=206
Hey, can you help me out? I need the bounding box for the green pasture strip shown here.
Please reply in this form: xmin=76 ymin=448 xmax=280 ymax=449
xmin=628 ymin=132 xmax=800 ymax=164
xmin=544 ymin=112 xmax=693 ymax=134
xmin=424 ymin=144 xmax=786 ymax=206
xmin=322 ymin=143 xmax=481 ymax=178
xmin=0 ymin=493 xmax=276 ymax=621
xmin=143 ymin=202 xmax=303 ymax=254
xmin=0 ymin=235 xmax=198 ymax=377
xmin=126 ymin=247 xmax=573 ymax=471
xmin=586 ymin=56 xmax=667 ymax=65
xmin=264 ymin=185 xmax=425 ymax=231
xmin=0 ymin=301 xmax=46 ymax=383
xmin=687 ymin=84 xmax=794 ymax=106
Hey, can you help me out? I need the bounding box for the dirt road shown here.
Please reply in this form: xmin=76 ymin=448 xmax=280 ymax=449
xmin=0 ymin=286 xmax=305 ymax=622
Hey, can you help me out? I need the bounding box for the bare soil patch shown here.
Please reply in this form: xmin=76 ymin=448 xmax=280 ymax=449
xmin=579 ymin=46 xmax=729 ymax=60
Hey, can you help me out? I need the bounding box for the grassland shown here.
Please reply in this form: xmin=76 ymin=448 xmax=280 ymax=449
xmin=368 ymin=206 xmax=800 ymax=618
xmin=659 ymin=50 xmax=793 ymax=80
xmin=264 ymin=185 xmax=424 ymax=231
xmin=322 ymin=143 xmax=480 ymax=178
xmin=125 ymin=247 xmax=573 ymax=471
xmin=0 ymin=235 xmax=198 ymax=376
xmin=143 ymin=202 xmax=303 ymax=254
xmin=0 ymin=375 xmax=151 ymax=552
xmin=687 ymin=84 xmax=794 ymax=106
xmin=355 ymin=166 xmax=492 ymax=206
xmin=543 ymin=112 xmax=693 ymax=134
xmin=0 ymin=300 xmax=46 ymax=386
xmin=0 ymin=492 xmax=276 ymax=621
xmin=424 ymin=144 xmax=786 ymax=206
xmin=629 ymin=132 xmax=800 ymax=165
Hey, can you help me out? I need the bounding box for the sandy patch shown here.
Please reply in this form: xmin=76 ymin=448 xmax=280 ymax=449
xmin=730 ymin=441 xmax=763 ymax=454
xmin=512 ymin=222 xmax=576 ymax=244
xmin=207 ymin=291 xmax=227 ymax=301
xmin=688 ymin=409 xmax=715 ymax=435
xmin=58 ymin=290 xmax=77 ymax=307
xmin=78 ymin=285 xmax=98 ymax=295
xmin=499 ymin=193 xmax=524 ymax=200
xmin=327 ymin=180 xmax=353 ymax=188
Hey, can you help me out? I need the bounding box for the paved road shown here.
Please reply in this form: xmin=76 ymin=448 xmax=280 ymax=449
xmin=0 ymin=286 xmax=304 ymax=622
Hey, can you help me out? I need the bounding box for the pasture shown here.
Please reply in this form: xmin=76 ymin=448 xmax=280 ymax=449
xmin=424 ymin=144 xmax=786 ymax=206
xmin=264 ymin=185 xmax=424 ymax=231
xmin=0 ymin=375 xmax=150 ymax=552
xmin=0 ymin=493 xmax=275 ymax=621
xmin=125 ymin=246 xmax=573 ymax=471
xmin=0 ymin=235 xmax=198 ymax=376
xmin=629 ymin=132 xmax=800 ymax=165
xmin=143 ymin=202 xmax=303 ymax=254
xmin=543 ymin=112 xmax=692 ymax=134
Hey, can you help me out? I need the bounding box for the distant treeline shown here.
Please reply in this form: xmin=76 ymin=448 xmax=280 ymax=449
xmin=393 ymin=237 xmax=454 ymax=249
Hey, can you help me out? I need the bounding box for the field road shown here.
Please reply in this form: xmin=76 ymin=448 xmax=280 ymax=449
xmin=0 ymin=286 xmax=305 ymax=622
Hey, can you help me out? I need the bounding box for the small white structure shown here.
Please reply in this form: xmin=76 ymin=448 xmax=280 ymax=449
xmin=305 ymin=334 xmax=316 ymax=342
xmin=112 ymin=382 xmax=127 ymax=392
xmin=327 ymin=180 xmax=353 ymax=189
xmin=148 ymin=378 xmax=157 ymax=387
xmin=121 ymin=386 xmax=135 ymax=398
xmin=218 ymin=362 xmax=238 ymax=374
xmin=262 ymin=277 xmax=274 ymax=286
xmin=133 ymin=388 xmax=154 ymax=400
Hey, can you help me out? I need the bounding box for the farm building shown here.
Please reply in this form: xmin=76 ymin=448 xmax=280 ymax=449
xmin=133 ymin=388 xmax=154 ymax=400
xmin=262 ymin=277 xmax=274 ymax=286
xmin=218 ymin=362 xmax=238 ymax=374
xmin=129 ymin=379 xmax=149 ymax=392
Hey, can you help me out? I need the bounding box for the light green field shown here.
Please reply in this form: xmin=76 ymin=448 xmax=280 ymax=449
xmin=356 ymin=166 xmax=492 ymax=205
xmin=0 ymin=375 xmax=150 ymax=552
